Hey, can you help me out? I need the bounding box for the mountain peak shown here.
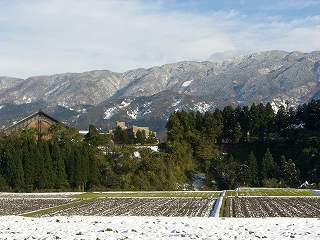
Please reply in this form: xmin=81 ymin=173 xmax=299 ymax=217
xmin=0 ymin=50 xmax=319 ymax=133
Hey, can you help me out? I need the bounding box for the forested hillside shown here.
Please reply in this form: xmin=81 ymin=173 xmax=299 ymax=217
xmin=164 ymin=99 xmax=320 ymax=189
xmin=0 ymin=100 xmax=320 ymax=192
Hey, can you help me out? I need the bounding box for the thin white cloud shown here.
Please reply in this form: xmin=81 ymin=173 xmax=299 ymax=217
xmin=262 ymin=0 xmax=320 ymax=10
xmin=0 ymin=0 xmax=319 ymax=78
xmin=208 ymin=50 xmax=249 ymax=62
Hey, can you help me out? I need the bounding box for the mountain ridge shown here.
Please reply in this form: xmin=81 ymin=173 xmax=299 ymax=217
xmin=1 ymin=50 xmax=319 ymax=135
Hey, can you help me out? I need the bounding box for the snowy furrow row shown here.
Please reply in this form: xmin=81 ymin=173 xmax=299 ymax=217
xmin=37 ymin=197 xmax=217 ymax=217
xmin=232 ymin=197 xmax=320 ymax=218
xmin=0 ymin=198 xmax=79 ymax=215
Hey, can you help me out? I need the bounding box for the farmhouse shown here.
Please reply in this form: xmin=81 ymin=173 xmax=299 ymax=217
xmin=115 ymin=121 xmax=156 ymax=141
xmin=1 ymin=110 xmax=69 ymax=139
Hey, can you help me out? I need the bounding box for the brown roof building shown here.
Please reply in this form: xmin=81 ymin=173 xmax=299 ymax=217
xmin=1 ymin=110 xmax=69 ymax=138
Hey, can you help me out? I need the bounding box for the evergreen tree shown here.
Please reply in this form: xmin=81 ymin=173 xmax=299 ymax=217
xmin=147 ymin=131 xmax=158 ymax=144
xmin=87 ymin=147 xmax=101 ymax=190
xmin=265 ymin=102 xmax=275 ymax=137
xmin=32 ymin=144 xmax=42 ymax=189
xmin=249 ymin=103 xmax=260 ymax=139
xmin=21 ymin=133 xmax=37 ymax=190
xmin=215 ymin=155 xmax=239 ymax=189
xmin=187 ymin=112 xmax=197 ymax=130
xmin=166 ymin=112 xmax=184 ymax=142
xmin=60 ymin=127 xmax=83 ymax=145
xmin=195 ymin=138 xmax=215 ymax=173
xmin=283 ymin=159 xmax=300 ymax=187
xmin=202 ymin=111 xmax=223 ymax=143
xmin=43 ymin=140 xmax=55 ymax=189
xmin=257 ymin=103 xmax=267 ymax=140
xmin=303 ymin=100 xmax=320 ymax=131
xmin=213 ymin=108 xmax=224 ymax=137
xmin=166 ymin=140 xmax=194 ymax=176
xmin=275 ymin=105 xmax=289 ymax=131
xmin=61 ymin=138 xmax=74 ymax=186
xmin=36 ymin=140 xmax=53 ymax=189
xmin=234 ymin=105 xmax=242 ymax=124
xmin=278 ymin=155 xmax=287 ymax=185
xmin=260 ymin=148 xmax=277 ymax=183
xmin=177 ymin=110 xmax=193 ymax=134
xmin=139 ymin=148 xmax=167 ymax=190
xmin=233 ymin=122 xmax=242 ymax=143
xmin=195 ymin=111 xmax=203 ymax=131
xmin=239 ymin=105 xmax=250 ymax=140
xmin=3 ymin=136 xmax=25 ymax=190
xmin=50 ymin=140 xmax=68 ymax=189
xmin=72 ymin=144 xmax=89 ymax=191
xmin=0 ymin=173 xmax=8 ymax=191
xmin=113 ymin=126 xmax=129 ymax=144
xmin=135 ymin=129 xmax=146 ymax=144
xmin=48 ymin=123 xmax=65 ymax=140
xmin=222 ymin=105 xmax=235 ymax=142
xmin=85 ymin=125 xmax=100 ymax=146
xmin=244 ymin=151 xmax=258 ymax=186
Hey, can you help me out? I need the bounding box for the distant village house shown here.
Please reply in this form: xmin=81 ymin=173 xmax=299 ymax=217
xmin=1 ymin=110 xmax=69 ymax=139
xmin=115 ymin=121 xmax=156 ymax=140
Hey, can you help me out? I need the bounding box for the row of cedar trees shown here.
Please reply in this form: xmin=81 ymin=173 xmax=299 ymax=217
xmin=0 ymin=128 xmax=102 ymax=192
xmin=0 ymin=125 xmax=183 ymax=192
xmin=0 ymin=99 xmax=320 ymax=191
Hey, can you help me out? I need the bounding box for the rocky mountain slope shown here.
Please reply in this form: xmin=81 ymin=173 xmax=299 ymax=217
xmin=0 ymin=50 xmax=319 ymax=135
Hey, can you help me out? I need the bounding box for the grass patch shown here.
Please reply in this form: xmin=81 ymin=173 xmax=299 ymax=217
xmin=69 ymin=191 xmax=221 ymax=199
xmin=21 ymin=198 xmax=95 ymax=217
xmin=227 ymin=188 xmax=319 ymax=197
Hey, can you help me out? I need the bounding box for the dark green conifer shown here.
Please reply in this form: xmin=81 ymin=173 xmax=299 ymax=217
xmin=50 ymin=140 xmax=67 ymax=189
xmin=245 ymin=151 xmax=258 ymax=186
xmin=3 ymin=136 xmax=25 ymax=190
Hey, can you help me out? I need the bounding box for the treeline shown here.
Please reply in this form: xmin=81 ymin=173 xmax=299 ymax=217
xmin=0 ymin=124 xmax=182 ymax=192
xmin=0 ymin=127 xmax=100 ymax=191
xmin=164 ymin=100 xmax=320 ymax=189
xmin=0 ymin=100 xmax=319 ymax=192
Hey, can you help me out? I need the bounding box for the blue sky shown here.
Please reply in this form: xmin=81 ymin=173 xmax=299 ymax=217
xmin=0 ymin=0 xmax=319 ymax=78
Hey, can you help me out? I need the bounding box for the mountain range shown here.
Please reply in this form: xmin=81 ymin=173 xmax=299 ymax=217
xmin=1 ymin=50 xmax=319 ymax=137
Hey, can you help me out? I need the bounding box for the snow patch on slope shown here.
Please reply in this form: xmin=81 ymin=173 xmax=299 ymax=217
xmin=172 ymin=100 xmax=181 ymax=107
xmin=119 ymin=99 xmax=132 ymax=109
xmin=104 ymin=99 xmax=133 ymax=119
xmin=127 ymin=107 xmax=139 ymax=119
xmin=104 ymin=107 xmax=117 ymax=119
xmin=172 ymin=98 xmax=181 ymax=107
xmin=22 ymin=96 xmax=33 ymax=104
xmin=193 ymin=102 xmax=213 ymax=113
xmin=127 ymin=101 xmax=153 ymax=119
xmin=182 ymin=80 xmax=193 ymax=87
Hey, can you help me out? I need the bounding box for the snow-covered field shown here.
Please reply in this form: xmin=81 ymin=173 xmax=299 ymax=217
xmin=1 ymin=191 xmax=320 ymax=239
xmin=0 ymin=215 xmax=319 ymax=239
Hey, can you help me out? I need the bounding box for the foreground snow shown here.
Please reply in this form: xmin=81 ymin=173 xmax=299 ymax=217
xmin=0 ymin=216 xmax=319 ymax=239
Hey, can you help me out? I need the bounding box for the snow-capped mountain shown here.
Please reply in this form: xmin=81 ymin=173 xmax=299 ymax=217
xmin=0 ymin=50 xmax=319 ymax=134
